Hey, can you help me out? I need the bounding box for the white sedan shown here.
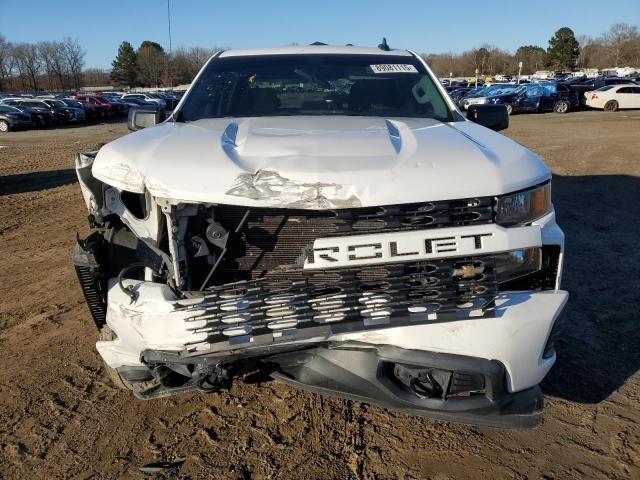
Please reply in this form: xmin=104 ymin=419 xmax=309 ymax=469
xmin=585 ymin=84 xmax=640 ymax=111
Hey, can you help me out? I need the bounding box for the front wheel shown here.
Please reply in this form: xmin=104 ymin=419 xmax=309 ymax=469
xmin=604 ymin=100 xmax=618 ymax=112
xmin=553 ymin=100 xmax=570 ymax=113
xmin=505 ymin=103 xmax=513 ymax=115
xmin=0 ymin=119 xmax=9 ymax=132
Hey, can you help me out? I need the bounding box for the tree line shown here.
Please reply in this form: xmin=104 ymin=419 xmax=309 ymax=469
xmin=1 ymin=22 xmax=638 ymax=93
xmin=425 ymin=23 xmax=640 ymax=77
xmin=0 ymin=33 xmax=222 ymax=92
xmin=0 ymin=35 xmax=87 ymax=91
xmin=110 ymin=41 xmax=224 ymax=88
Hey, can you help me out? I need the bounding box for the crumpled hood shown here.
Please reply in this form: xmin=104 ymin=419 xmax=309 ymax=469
xmin=92 ymin=116 xmax=550 ymax=208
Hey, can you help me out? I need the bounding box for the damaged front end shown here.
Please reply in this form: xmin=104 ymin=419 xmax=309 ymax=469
xmin=73 ymin=150 xmax=566 ymax=428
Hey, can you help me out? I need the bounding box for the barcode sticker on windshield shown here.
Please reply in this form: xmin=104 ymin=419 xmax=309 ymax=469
xmin=370 ymin=64 xmax=418 ymax=74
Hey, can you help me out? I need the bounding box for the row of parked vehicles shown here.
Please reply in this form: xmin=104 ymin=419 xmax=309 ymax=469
xmin=0 ymin=91 xmax=183 ymax=132
xmin=444 ymin=76 xmax=640 ymax=115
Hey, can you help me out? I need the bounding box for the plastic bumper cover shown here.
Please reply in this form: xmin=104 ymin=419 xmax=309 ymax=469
xmin=97 ymin=279 xmax=567 ymax=396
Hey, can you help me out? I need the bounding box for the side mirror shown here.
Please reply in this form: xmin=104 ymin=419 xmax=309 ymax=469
xmin=128 ymin=107 xmax=164 ymax=131
xmin=466 ymin=104 xmax=509 ymax=131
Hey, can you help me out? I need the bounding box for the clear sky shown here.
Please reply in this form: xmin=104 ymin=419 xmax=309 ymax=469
xmin=1 ymin=0 xmax=639 ymax=69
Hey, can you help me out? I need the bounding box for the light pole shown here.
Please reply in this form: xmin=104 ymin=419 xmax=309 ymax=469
xmin=166 ymin=0 xmax=173 ymax=88
xmin=475 ymin=69 xmax=479 ymax=88
xmin=517 ymin=61 xmax=523 ymax=85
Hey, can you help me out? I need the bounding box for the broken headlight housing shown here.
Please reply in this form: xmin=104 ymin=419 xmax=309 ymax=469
xmin=496 ymin=182 xmax=551 ymax=226
xmin=494 ymin=247 xmax=541 ymax=284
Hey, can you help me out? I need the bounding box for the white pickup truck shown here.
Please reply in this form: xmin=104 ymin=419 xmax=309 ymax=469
xmin=73 ymin=44 xmax=567 ymax=428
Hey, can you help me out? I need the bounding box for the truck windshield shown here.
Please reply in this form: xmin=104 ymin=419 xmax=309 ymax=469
xmin=178 ymin=53 xmax=453 ymax=122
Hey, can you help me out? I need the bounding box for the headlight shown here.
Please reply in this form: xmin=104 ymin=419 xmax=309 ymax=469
xmin=494 ymin=247 xmax=541 ymax=284
xmin=496 ymin=182 xmax=552 ymax=226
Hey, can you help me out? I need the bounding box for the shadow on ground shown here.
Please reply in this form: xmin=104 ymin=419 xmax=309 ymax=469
xmin=0 ymin=169 xmax=77 ymax=195
xmin=542 ymin=173 xmax=640 ymax=403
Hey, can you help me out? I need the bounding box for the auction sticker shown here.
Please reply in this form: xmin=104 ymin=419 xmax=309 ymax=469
xmin=370 ymin=64 xmax=418 ymax=73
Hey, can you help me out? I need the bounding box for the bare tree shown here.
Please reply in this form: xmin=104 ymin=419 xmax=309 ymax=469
xmin=11 ymin=43 xmax=41 ymax=91
xmin=166 ymin=46 xmax=223 ymax=85
xmin=83 ymin=68 xmax=111 ymax=87
xmin=471 ymin=45 xmax=492 ymax=75
xmin=38 ymin=41 xmax=69 ymax=90
xmin=62 ymin=37 xmax=85 ymax=91
xmin=604 ymin=23 xmax=639 ymax=66
xmin=187 ymin=47 xmax=219 ymax=71
xmin=0 ymin=34 xmax=12 ymax=91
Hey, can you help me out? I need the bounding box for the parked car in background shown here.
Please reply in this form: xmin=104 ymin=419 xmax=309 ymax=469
xmin=0 ymin=97 xmax=27 ymax=106
xmin=41 ymin=99 xmax=86 ymax=123
xmin=75 ymin=95 xmax=126 ymax=116
xmin=121 ymin=93 xmax=167 ymax=109
xmin=566 ymin=76 xmax=638 ymax=105
xmin=100 ymin=91 xmax=127 ymax=98
xmin=12 ymin=104 xmax=55 ymax=126
xmin=158 ymin=92 xmax=181 ymax=109
xmin=61 ymin=99 xmax=96 ymax=120
xmin=17 ymin=99 xmax=83 ymax=124
xmin=590 ymin=76 xmax=638 ymax=88
xmin=460 ymin=84 xmax=517 ymax=110
xmin=447 ymin=87 xmax=474 ymax=104
xmin=487 ymin=82 xmax=579 ymax=114
xmin=73 ymin=96 xmax=113 ymax=119
xmin=119 ymin=97 xmax=157 ymax=108
xmin=585 ymin=85 xmax=640 ymax=111
xmin=0 ymin=105 xmax=32 ymax=132
xmin=99 ymin=96 xmax=130 ymax=114
xmin=456 ymin=86 xmax=485 ymax=107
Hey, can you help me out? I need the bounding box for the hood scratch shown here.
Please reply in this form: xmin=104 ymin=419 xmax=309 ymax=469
xmin=226 ymin=169 xmax=362 ymax=209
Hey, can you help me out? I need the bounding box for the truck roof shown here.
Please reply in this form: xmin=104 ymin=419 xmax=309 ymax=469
xmin=218 ymin=45 xmax=413 ymax=58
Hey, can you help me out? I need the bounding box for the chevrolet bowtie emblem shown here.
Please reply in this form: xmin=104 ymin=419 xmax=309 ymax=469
xmin=453 ymin=263 xmax=485 ymax=279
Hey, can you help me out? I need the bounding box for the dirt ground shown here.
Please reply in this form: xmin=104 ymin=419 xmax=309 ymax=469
xmin=1 ymin=112 xmax=639 ymax=479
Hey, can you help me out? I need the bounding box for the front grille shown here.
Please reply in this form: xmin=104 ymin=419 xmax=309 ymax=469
xmin=179 ymin=256 xmax=498 ymax=351
xmin=212 ymin=198 xmax=494 ymax=285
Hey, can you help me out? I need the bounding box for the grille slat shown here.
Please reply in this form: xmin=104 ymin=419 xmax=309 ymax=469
xmin=181 ymin=256 xmax=498 ymax=348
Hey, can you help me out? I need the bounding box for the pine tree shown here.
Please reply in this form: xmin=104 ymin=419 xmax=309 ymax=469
xmin=111 ymin=41 xmax=137 ymax=87
xmin=545 ymin=28 xmax=580 ymax=70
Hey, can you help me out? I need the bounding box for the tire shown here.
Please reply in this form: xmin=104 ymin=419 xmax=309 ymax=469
xmin=0 ymin=119 xmax=9 ymax=132
xmin=553 ymin=100 xmax=570 ymax=114
xmin=505 ymin=103 xmax=513 ymax=115
xmin=604 ymin=100 xmax=618 ymax=112
xmin=98 ymin=326 xmax=134 ymax=391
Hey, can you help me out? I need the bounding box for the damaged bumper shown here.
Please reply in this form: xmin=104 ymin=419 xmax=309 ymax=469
xmin=95 ymin=277 xmax=566 ymax=427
